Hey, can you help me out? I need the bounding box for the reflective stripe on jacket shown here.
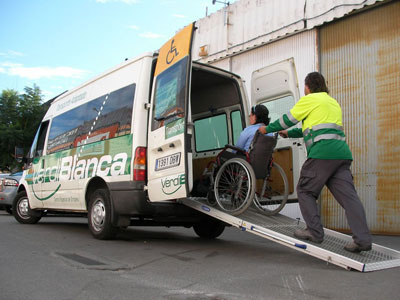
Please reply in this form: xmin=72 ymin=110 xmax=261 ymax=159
xmin=303 ymin=123 xmax=345 ymax=150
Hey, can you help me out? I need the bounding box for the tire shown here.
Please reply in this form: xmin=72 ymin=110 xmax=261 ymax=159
xmin=193 ymin=218 xmax=226 ymax=239
xmin=214 ymin=157 xmax=256 ymax=216
xmin=253 ymin=162 xmax=289 ymax=216
xmin=12 ymin=191 xmax=41 ymax=224
xmin=5 ymin=206 xmax=12 ymax=215
xmin=88 ymin=189 xmax=118 ymax=240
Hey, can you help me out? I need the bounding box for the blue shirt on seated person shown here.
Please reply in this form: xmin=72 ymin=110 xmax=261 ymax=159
xmin=235 ymin=105 xmax=273 ymax=152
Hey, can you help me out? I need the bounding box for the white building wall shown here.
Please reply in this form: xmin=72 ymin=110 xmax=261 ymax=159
xmin=206 ymin=30 xmax=318 ymax=111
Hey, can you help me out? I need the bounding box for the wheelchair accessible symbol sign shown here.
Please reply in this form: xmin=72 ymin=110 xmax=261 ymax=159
xmin=166 ymin=39 xmax=179 ymax=65
xmin=154 ymin=23 xmax=193 ymax=77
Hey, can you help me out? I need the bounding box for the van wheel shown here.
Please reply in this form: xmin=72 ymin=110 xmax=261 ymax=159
xmin=5 ymin=206 xmax=12 ymax=215
xmin=88 ymin=189 xmax=118 ymax=240
xmin=13 ymin=191 xmax=41 ymax=224
xmin=193 ymin=218 xmax=226 ymax=239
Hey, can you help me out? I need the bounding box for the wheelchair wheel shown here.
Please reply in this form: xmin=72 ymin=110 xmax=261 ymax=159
xmin=253 ymin=162 xmax=289 ymax=216
xmin=214 ymin=157 xmax=256 ymax=215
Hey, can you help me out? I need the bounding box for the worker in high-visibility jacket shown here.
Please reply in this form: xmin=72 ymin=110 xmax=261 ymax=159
xmin=259 ymin=72 xmax=372 ymax=253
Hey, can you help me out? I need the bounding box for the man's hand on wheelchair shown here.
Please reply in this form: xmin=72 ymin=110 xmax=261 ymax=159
xmin=279 ymin=130 xmax=289 ymax=138
xmin=258 ymin=126 xmax=288 ymax=138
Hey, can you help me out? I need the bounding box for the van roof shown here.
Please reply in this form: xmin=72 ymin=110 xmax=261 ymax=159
xmin=51 ymin=52 xmax=154 ymax=105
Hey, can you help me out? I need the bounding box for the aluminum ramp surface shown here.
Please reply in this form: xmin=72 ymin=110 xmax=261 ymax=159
xmin=181 ymin=197 xmax=400 ymax=272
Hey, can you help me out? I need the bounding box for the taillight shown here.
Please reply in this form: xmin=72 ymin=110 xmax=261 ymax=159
xmin=3 ymin=178 xmax=19 ymax=187
xmin=133 ymin=147 xmax=146 ymax=181
xmin=0 ymin=178 xmax=18 ymax=192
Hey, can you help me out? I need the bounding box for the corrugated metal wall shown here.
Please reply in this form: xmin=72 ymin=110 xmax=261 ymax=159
xmin=305 ymin=0 xmax=384 ymax=28
xmin=320 ymin=1 xmax=400 ymax=234
xmin=193 ymin=0 xmax=383 ymax=63
xmin=194 ymin=0 xmax=305 ymax=62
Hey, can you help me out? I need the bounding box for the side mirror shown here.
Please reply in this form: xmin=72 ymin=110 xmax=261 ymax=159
xmin=22 ymin=157 xmax=33 ymax=169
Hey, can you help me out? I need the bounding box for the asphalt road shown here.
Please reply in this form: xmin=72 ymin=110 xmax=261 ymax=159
xmin=1 ymin=210 xmax=400 ymax=300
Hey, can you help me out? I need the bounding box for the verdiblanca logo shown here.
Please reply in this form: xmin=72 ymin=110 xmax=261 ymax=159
xmin=161 ymin=174 xmax=185 ymax=195
xmin=31 ymin=153 xmax=128 ymax=184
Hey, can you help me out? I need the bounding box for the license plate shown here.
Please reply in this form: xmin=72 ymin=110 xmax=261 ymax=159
xmin=155 ymin=153 xmax=181 ymax=171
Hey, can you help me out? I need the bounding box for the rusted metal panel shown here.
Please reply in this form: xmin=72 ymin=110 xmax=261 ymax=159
xmin=320 ymin=1 xmax=400 ymax=234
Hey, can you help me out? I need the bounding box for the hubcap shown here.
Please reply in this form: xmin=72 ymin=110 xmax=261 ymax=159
xmin=18 ymin=198 xmax=30 ymax=219
xmin=91 ymin=199 xmax=105 ymax=232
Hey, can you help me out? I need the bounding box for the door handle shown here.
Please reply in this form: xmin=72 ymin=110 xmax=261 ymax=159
xmin=157 ymin=147 xmax=163 ymax=152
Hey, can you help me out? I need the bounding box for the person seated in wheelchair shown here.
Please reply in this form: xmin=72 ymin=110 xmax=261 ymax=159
xmin=219 ymin=104 xmax=273 ymax=164
xmin=191 ymin=105 xmax=275 ymax=199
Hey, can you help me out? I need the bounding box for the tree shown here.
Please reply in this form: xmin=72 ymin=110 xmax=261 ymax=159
xmin=0 ymin=89 xmax=19 ymax=126
xmin=0 ymin=89 xmax=21 ymax=171
xmin=19 ymin=85 xmax=47 ymax=154
xmin=0 ymin=85 xmax=47 ymax=172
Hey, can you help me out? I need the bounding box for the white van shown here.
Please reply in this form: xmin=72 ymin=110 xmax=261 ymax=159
xmin=13 ymin=23 xmax=302 ymax=239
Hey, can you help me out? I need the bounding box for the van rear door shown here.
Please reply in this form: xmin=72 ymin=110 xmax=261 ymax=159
xmin=251 ymin=58 xmax=306 ymax=200
xmin=147 ymin=23 xmax=195 ymax=201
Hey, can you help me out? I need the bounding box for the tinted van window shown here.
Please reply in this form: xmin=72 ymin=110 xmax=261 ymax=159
xmin=151 ymin=57 xmax=187 ymax=131
xmin=194 ymin=114 xmax=228 ymax=152
xmin=47 ymin=84 xmax=135 ymax=154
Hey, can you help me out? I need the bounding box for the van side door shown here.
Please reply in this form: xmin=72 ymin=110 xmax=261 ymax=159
xmin=147 ymin=23 xmax=195 ymax=201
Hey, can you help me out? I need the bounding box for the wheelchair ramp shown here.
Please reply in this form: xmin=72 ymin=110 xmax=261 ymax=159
xmin=181 ymin=197 xmax=400 ymax=272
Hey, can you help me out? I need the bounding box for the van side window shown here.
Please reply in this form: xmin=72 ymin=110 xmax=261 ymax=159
xmin=194 ymin=114 xmax=228 ymax=152
xmin=231 ymin=110 xmax=244 ymax=145
xmin=29 ymin=120 xmax=50 ymax=158
xmin=47 ymin=84 xmax=135 ymax=154
xmin=151 ymin=57 xmax=187 ymax=131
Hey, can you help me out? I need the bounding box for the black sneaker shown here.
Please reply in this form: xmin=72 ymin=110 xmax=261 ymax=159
xmin=344 ymin=242 xmax=372 ymax=253
xmin=294 ymin=229 xmax=323 ymax=244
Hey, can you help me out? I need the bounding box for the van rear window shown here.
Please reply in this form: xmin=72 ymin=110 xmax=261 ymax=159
xmin=47 ymin=84 xmax=135 ymax=154
xmin=151 ymin=57 xmax=187 ymax=131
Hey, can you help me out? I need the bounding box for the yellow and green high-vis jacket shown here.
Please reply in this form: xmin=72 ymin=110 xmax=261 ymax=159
xmin=266 ymin=92 xmax=353 ymax=160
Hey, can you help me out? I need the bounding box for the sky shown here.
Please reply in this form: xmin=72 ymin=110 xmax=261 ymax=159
xmin=0 ymin=0 xmax=227 ymax=101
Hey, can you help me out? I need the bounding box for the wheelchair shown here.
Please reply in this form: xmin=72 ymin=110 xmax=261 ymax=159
xmin=199 ymin=131 xmax=289 ymax=216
